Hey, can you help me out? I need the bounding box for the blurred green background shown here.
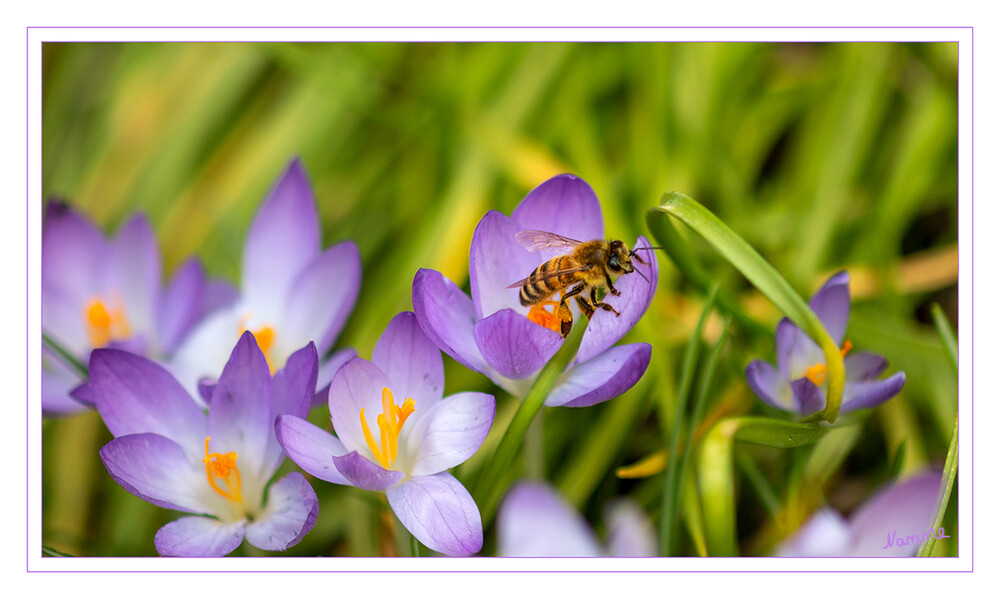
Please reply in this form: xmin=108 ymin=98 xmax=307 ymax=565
xmin=41 ymin=42 xmax=958 ymax=557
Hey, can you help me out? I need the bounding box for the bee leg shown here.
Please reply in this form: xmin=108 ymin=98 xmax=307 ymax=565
xmin=590 ymin=286 xmax=621 ymax=317
xmin=604 ymin=273 xmax=621 ymax=296
xmin=558 ymin=301 xmax=574 ymax=337
xmin=575 ymin=296 xmax=596 ymax=319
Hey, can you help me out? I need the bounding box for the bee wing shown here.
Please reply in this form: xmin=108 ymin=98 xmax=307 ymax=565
xmin=515 ymin=230 xmax=583 ymax=252
xmin=506 ymin=264 xmax=592 ymax=289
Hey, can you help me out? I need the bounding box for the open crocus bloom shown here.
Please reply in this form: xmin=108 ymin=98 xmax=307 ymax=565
xmin=91 ymin=331 xmax=319 ymax=557
xmin=168 ymin=158 xmax=361 ymax=402
xmin=776 ymin=471 xmax=942 ymax=557
xmin=745 ymin=270 xmax=906 ymax=415
xmin=275 ymin=311 xmax=495 ymax=556
xmin=42 ymin=201 xmax=235 ymax=416
xmin=497 ymin=481 xmax=656 ymax=557
xmin=412 ymin=174 xmax=656 ymax=406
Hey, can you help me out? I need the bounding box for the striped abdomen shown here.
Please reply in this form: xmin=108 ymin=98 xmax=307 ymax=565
xmin=518 ymin=256 xmax=583 ymax=306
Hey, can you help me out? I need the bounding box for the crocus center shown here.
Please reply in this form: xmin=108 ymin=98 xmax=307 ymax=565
xmin=359 ymin=387 xmax=416 ymax=470
xmin=803 ymin=340 xmax=853 ymax=386
xmin=526 ymin=295 xmax=571 ymax=334
xmin=237 ymin=314 xmax=278 ymax=374
xmin=202 ymin=436 xmax=244 ymax=506
xmin=84 ymin=297 xmax=131 ymax=347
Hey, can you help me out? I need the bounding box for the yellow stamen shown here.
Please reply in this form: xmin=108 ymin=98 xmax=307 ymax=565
xmin=252 ymin=326 xmax=277 ymax=374
xmin=84 ymin=297 xmax=131 ymax=347
xmin=802 ymin=340 xmax=853 ymax=387
xmin=202 ymin=436 xmax=243 ymax=504
xmin=359 ymin=387 xmax=416 ymax=469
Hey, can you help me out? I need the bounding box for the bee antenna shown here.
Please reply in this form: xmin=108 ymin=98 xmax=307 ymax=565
xmin=629 ymin=246 xmax=664 ymax=265
xmin=635 ymin=267 xmax=650 ymax=284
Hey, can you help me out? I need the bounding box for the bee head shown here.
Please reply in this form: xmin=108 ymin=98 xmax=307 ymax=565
xmin=607 ymin=240 xmax=635 ymax=274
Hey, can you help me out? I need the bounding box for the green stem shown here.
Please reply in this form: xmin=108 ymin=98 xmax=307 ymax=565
xmin=648 ymin=194 xmax=844 ymax=423
xmin=930 ymin=303 xmax=958 ymax=374
xmin=42 ymin=332 xmax=88 ymax=379
xmin=917 ymin=415 xmax=958 ymax=557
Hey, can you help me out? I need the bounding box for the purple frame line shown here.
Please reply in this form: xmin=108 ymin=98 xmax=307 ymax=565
xmin=26 ymin=25 xmax=973 ymax=29
xmin=26 ymin=29 xmax=971 ymax=573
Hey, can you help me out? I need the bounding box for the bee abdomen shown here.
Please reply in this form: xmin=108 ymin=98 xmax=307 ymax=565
xmin=519 ymin=257 xmax=574 ymax=306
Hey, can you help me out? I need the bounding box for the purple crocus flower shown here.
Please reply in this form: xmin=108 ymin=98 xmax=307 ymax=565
xmin=168 ymin=158 xmax=361 ymax=402
xmin=91 ymin=331 xmax=319 ymax=557
xmin=745 ymin=271 xmax=906 ymax=415
xmin=275 ymin=311 xmax=495 ymax=556
xmin=776 ymin=471 xmax=942 ymax=557
xmin=42 ymin=201 xmax=235 ymax=416
xmin=497 ymin=481 xmax=656 ymax=557
xmin=412 ymin=174 xmax=656 ymax=406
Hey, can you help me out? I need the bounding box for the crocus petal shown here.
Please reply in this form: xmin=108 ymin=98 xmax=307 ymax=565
xmin=575 ymin=235 xmax=659 ymax=364
xmin=274 ymin=414 xmax=350 ymax=485
xmin=469 ymin=210 xmax=542 ymax=319
xmin=208 ymin=331 xmax=274 ymax=479
xmin=407 ymin=392 xmax=496 ymax=477
xmin=89 ymin=349 xmax=206 ymax=452
xmin=844 ymin=351 xmax=889 ymax=381
xmin=242 ymin=159 xmax=320 ymax=320
xmin=244 ymin=472 xmax=318 ymax=551
xmin=496 ymin=481 xmax=601 ymax=557
xmin=412 ymin=268 xmax=491 ymax=374
xmin=790 ymin=377 xmax=825 ymax=414
xmin=745 ymin=360 xmax=787 ymax=410
xmin=100 ymin=433 xmax=212 ymax=514
xmin=281 ymin=241 xmax=361 ymax=356
xmin=510 ymin=174 xmax=604 ymax=246
xmin=774 ymin=508 xmax=852 ymax=557
xmin=202 ymin=279 xmax=239 ymax=318
xmin=372 ymin=311 xmax=445 ymax=411
xmin=809 ymin=270 xmax=851 ymax=345
xmin=604 ymin=499 xmax=657 ymax=557
xmin=109 ymin=213 xmax=160 ymax=339
xmin=313 ymin=347 xmax=358 ymax=406
xmin=775 ymin=317 xmax=823 ymax=380
xmin=328 ymin=357 xmax=393 ymax=455
xmin=386 ymin=472 xmax=483 ymax=556
xmin=545 ymin=343 xmax=651 ymax=408
xmin=154 ymin=516 xmax=245 ymax=557
xmin=168 ymin=307 xmax=244 ymax=400
xmin=332 ymin=451 xmax=404 ymax=491
xmin=840 ymin=372 xmax=906 ymax=413
xmin=473 ymin=309 xmax=564 ymax=380
xmin=262 ymin=342 xmax=318 ymax=473
xmin=41 ymin=351 xmax=89 ymax=416
xmin=157 ymin=258 xmax=207 ymax=356
xmin=845 ymin=472 xmax=941 ymax=557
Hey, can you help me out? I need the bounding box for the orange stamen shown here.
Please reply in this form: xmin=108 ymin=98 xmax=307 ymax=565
xmin=252 ymin=326 xmax=277 ymax=374
xmin=359 ymin=387 xmax=416 ymax=469
xmin=202 ymin=436 xmax=243 ymax=504
xmin=802 ymin=340 xmax=853 ymax=387
xmin=84 ymin=297 xmax=131 ymax=347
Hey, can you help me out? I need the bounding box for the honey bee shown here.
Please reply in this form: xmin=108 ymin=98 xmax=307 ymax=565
xmin=507 ymin=230 xmax=658 ymax=337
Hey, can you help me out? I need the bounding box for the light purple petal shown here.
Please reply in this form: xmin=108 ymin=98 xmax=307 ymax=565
xmin=313 ymin=347 xmax=358 ymax=407
xmin=546 ymin=343 xmax=651 ymax=408
xmin=281 ymin=241 xmax=361 ymax=356
xmin=244 ymin=472 xmax=318 ymax=551
xmin=157 ymin=258 xmax=207 ymax=356
xmin=166 ymin=307 xmax=243 ymax=401
xmin=469 ymin=210 xmax=542 ymax=319
xmin=474 ymin=308 xmax=564 ymax=380
xmin=100 ymin=433 xmax=212 ymax=514
xmin=154 ymin=516 xmax=245 ymax=557
xmin=332 ymin=451 xmax=404 ymax=491
xmin=208 ymin=331 xmax=274 ymax=480
xmin=497 ymin=481 xmax=601 ymax=557
xmin=109 ymin=213 xmax=160 ymax=340
xmin=574 ymin=235 xmax=659 ymax=363
xmin=776 ymin=317 xmax=823 ymax=380
xmin=745 ymin=360 xmax=786 ymax=410
xmin=841 ymin=372 xmax=906 ymax=413
xmin=262 ymin=342 xmax=318 ymax=473
xmin=372 ymin=312 xmax=445 ymax=411
xmin=808 ymin=270 xmax=851 ymax=345
xmin=845 ymin=472 xmax=942 ymax=557
xmin=242 ymin=159 xmax=320 ymax=319
xmin=90 ymin=349 xmax=206 ymax=451
xmin=202 ymin=279 xmax=239 ymax=318
xmin=604 ymin=499 xmax=657 ymax=557
xmin=844 ymin=351 xmax=889 ymax=381
xmin=197 ymin=378 xmax=217 ymax=405
xmin=328 ymin=357 xmax=393 ymax=455
xmin=387 ymin=472 xmax=483 ymax=556
xmin=407 ymin=392 xmax=496 ymax=477
xmin=274 ymin=414 xmax=350 ymax=485
xmin=510 ymin=174 xmax=604 ymax=245
xmin=774 ymin=508 xmax=852 ymax=557
xmin=42 ymin=350 xmax=89 ymax=416
xmin=790 ymin=377 xmax=825 ymax=414
xmin=412 ymin=268 xmax=491 ymax=374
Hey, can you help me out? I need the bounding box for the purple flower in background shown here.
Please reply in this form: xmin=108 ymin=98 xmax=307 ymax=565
xmin=169 ymin=158 xmax=361 ymax=402
xmin=42 ymin=201 xmax=235 ymax=416
xmin=91 ymin=331 xmax=319 ymax=557
xmin=412 ymin=174 xmax=656 ymax=406
xmin=776 ymin=471 xmax=941 ymax=557
xmin=745 ymin=271 xmax=905 ymax=415
xmin=497 ymin=481 xmax=656 ymax=557
xmin=275 ymin=312 xmax=495 ymax=556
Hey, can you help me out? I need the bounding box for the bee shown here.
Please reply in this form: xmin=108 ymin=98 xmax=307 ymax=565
xmin=507 ymin=230 xmax=659 ymax=337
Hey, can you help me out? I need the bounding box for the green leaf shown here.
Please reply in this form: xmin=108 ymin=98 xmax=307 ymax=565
xmin=731 ymin=417 xmax=826 ymax=448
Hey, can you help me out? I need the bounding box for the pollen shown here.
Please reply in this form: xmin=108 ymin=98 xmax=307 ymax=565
xmin=802 ymin=340 xmax=853 ymax=387
xmin=526 ymin=296 xmax=572 ymax=335
xmin=202 ymin=436 xmax=243 ymax=504
xmin=253 ymin=325 xmax=277 ymax=374
xmin=359 ymin=387 xmax=416 ymax=470
xmin=84 ymin=297 xmax=131 ymax=347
